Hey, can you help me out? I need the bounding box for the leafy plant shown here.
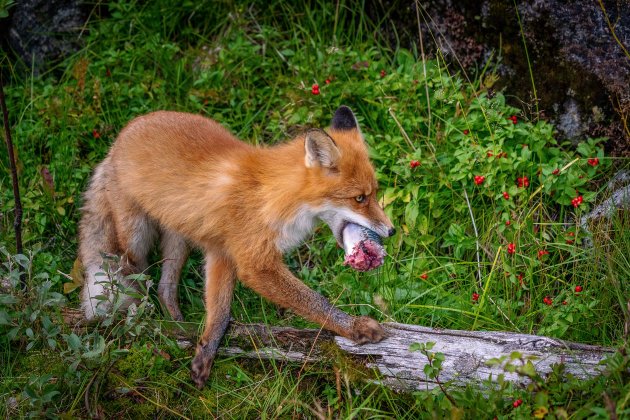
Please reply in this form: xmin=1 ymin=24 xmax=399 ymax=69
xmin=0 ymin=0 xmax=15 ymax=18
xmin=0 ymin=0 xmax=628 ymax=417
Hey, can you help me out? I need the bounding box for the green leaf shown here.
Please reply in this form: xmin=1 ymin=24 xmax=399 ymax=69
xmin=83 ymin=335 xmax=106 ymax=359
xmin=518 ymin=360 xmax=538 ymax=378
xmin=0 ymin=294 xmax=17 ymax=305
xmin=66 ymin=333 xmax=82 ymax=351
xmin=405 ymin=201 xmax=420 ymax=230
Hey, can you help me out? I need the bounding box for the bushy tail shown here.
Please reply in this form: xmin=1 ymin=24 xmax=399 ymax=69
xmin=78 ymin=157 xmax=123 ymax=319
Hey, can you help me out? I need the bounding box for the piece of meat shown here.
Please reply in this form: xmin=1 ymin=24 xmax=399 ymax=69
xmin=342 ymin=223 xmax=386 ymax=271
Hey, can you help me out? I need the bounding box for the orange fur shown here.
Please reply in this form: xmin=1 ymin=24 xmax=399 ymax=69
xmin=78 ymin=107 xmax=394 ymax=387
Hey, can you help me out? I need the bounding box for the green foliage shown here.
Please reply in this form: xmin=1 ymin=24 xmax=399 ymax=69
xmin=0 ymin=248 xmax=66 ymax=352
xmin=0 ymin=0 xmax=629 ymax=417
xmin=0 ymin=0 xmax=14 ymax=18
xmin=409 ymin=341 xmax=446 ymax=381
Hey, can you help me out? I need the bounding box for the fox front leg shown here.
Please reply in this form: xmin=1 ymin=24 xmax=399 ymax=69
xmin=190 ymin=253 xmax=236 ymax=388
xmin=239 ymin=263 xmax=386 ymax=344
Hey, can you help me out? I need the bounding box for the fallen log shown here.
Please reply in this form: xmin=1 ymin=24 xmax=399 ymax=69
xmin=62 ymin=309 xmax=615 ymax=392
xmin=167 ymin=320 xmax=615 ymax=392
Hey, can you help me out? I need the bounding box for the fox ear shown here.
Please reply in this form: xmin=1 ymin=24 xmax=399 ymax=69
xmin=304 ymin=129 xmax=340 ymax=169
xmin=331 ymin=106 xmax=359 ymax=131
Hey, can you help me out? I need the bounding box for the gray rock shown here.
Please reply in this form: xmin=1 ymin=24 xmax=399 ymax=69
xmin=365 ymin=0 xmax=630 ymax=155
xmin=5 ymin=0 xmax=87 ymax=74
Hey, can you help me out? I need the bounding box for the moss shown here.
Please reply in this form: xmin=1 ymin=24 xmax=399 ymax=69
xmin=15 ymin=350 xmax=66 ymax=379
xmin=320 ymin=341 xmax=379 ymax=384
xmin=98 ymin=343 xmax=195 ymax=417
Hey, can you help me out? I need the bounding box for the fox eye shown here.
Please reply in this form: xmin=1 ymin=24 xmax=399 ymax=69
xmin=355 ymin=194 xmax=365 ymax=203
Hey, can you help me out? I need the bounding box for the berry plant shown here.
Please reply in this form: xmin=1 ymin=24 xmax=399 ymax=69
xmin=1 ymin=0 xmax=628 ymax=418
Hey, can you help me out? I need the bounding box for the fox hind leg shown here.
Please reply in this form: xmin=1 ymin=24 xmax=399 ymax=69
xmin=107 ymin=197 xmax=157 ymax=312
xmin=158 ymin=228 xmax=189 ymax=321
xmin=80 ymin=160 xmax=157 ymax=320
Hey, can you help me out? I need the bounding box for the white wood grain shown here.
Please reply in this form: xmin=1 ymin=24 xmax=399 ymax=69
xmin=215 ymin=322 xmax=614 ymax=391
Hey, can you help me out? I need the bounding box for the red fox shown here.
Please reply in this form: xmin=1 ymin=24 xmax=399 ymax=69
xmin=79 ymin=106 xmax=395 ymax=387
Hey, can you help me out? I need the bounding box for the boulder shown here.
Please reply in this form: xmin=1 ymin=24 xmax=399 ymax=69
xmin=1 ymin=0 xmax=88 ymax=74
xmin=366 ymin=0 xmax=630 ymax=155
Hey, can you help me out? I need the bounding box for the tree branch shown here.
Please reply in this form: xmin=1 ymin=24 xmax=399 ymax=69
xmin=0 ymin=68 xmax=26 ymax=290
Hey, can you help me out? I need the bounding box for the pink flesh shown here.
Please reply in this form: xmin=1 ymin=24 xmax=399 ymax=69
xmin=343 ymin=239 xmax=386 ymax=271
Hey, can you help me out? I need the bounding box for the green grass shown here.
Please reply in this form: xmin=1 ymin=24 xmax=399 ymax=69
xmin=1 ymin=0 xmax=629 ymax=417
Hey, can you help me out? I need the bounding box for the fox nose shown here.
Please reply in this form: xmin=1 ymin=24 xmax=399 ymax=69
xmin=387 ymin=227 xmax=396 ymax=237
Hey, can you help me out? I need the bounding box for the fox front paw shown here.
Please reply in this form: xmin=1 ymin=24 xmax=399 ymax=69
xmin=351 ymin=316 xmax=386 ymax=344
xmin=191 ymin=346 xmax=215 ymax=389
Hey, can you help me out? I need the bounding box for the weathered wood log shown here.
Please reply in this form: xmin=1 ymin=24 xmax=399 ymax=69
xmin=333 ymin=323 xmax=614 ymax=391
xmin=169 ymin=320 xmax=615 ymax=392
xmin=62 ymin=309 xmax=615 ymax=392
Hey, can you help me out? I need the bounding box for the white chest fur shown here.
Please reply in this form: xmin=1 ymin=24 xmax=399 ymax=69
xmin=275 ymin=205 xmax=319 ymax=252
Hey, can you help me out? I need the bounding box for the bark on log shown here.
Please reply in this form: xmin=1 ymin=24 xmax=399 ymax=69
xmin=62 ymin=309 xmax=615 ymax=392
xmin=182 ymin=321 xmax=614 ymax=392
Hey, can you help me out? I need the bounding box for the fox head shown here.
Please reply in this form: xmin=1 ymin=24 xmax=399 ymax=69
xmin=304 ymin=106 xmax=395 ymax=246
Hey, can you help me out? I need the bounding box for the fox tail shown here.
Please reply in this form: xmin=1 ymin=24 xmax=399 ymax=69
xmin=78 ymin=157 xmax=129 ymax=319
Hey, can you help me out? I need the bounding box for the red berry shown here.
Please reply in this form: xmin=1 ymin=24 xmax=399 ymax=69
xmin=420 ymin=273 xmax=428 ymax=280
xmin=562 ymin=300 xmax=568 ymax=305
xmin=503 ymin=192 xmax=510 ymax=200
xmin=380 ymin=69 xmax=387 ymax=78
xmin=543 ymin=296 xmax=553 ymax=305
xmin=513 ymin=399 xmax=523 ymax=408
xmin=587 ymin=157 xmax=599 ymax=166
xmin=325 ymin=78 xmax=331 ymax=84
xmin=568 ymin=231 xmax=575 ymax=237
xmin=517 ymin=176 xmax=530 ymax=188
xmin=538 ymin=250 xmax=549 ymax=259
xmin=571 ymin=195 xmax=583 ymax=208
xmin=474 ymin=175 xmax=486 ymax=185
xmin=463 ymin=129 xmax=470 ymax=135
xmin=566 ymin=239 xmax=574 ymax=244
xmin=410 ymin=160 xmax=420 ymax=169
xmin=508 ymin=115 xmax=518 ymax=124
xmin=311 ymin=84 xmax=320 ymax=95
xmin=472 ymin=292 xmax=479 ymax=301
xmin=552 ymin=169 xmax=560 ymax=175
xmin=517 ymin=273 xmax=524 ymax=284
xmin=505 ymin=220 xmax=511 ymax=226
xmin=487 ymin=151 xmax=493 ymax=157
xmin=92 ymin=129 xmax=101 ymax=139
xmin=575 ymin=285 xmax=583 ymax=293
xmin=507 ymin=243 xmax=516 ymax=254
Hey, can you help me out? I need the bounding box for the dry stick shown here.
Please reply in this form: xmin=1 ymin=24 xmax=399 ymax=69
xmin=414 ymin=0 xmax=432 ymax=140
xmin=462 ymin=187 xmax=483 ymax=288
xmin=512 ymin=0 xmax=539 ymax=117
xmin=388 ymin=107 xmax=416 ymax=152
xmin=598 ymin=0 xmax=630 ymax=60
xmin=0 ymin=71 xmax=26 ymax=290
